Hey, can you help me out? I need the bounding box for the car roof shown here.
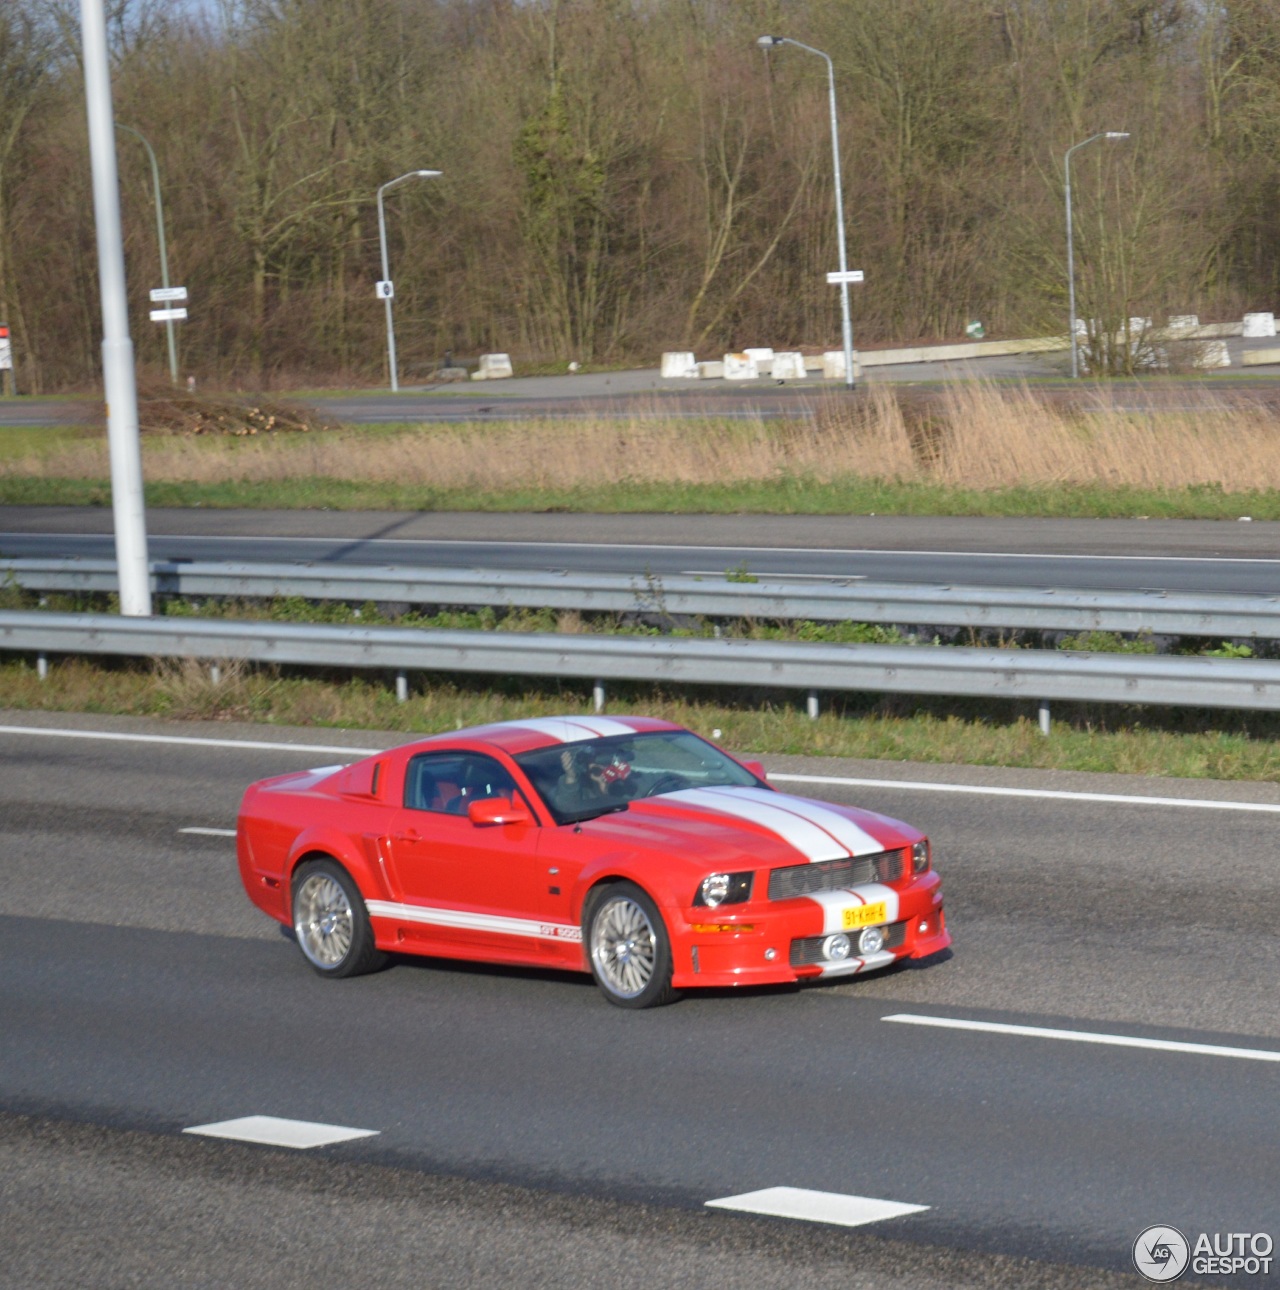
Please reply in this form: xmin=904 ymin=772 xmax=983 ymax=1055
xmin=408 ymin=715 xmax=683 ymax=758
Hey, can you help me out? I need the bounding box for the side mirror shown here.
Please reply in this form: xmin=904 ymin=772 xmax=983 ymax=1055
xmin=467 ymin=796 xmax=532 ymax=827
xmin=742 ymin=760 xmax=767 ymax=782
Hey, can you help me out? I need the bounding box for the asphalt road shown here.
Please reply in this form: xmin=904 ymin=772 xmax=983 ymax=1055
xmin=4 ymin=506 xmax=1280 ymax=596
xmin=3 ymin=710 xmax=1278 ymax=1286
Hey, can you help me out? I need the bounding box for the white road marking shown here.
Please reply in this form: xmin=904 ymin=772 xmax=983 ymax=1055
xmin=6 ymin=723 xmax=1280 ymax=817
xmin=179 ymin=826 xmax=236 ymax=837
xmin=0 ymin=724 xmax=372 ymax=756
xmin=883 ymin=1014 xmax=1280 ymax=1063
xmin=769 ymin=773 xmax=1280 ymax=816
xmin=706 ymin=1186 xmax=928 ymax=1228
xmin=182 ymin=1115 xmax=379 ymax=1149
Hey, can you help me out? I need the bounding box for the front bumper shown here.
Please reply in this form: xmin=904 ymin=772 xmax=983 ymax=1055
xmin=668 ymin=870 xmax=948 ymax=989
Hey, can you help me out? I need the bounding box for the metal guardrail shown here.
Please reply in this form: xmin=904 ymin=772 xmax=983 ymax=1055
xmin=3 ymin=610 xmax=1280 ymax=714
xmin=4 ymin=557 xmax=1278 ymax=637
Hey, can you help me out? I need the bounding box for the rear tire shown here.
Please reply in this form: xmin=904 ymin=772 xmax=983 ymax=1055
xmin=290 ymin=858 xmax=385 ymax=979
xmin=584 ymin=881 xmax=679 ymax=1009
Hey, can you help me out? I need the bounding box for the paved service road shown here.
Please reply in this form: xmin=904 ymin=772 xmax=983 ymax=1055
xmin=3 ymin=711 xmax=1278 ymax=1286
xmin=4 ymin=507 xmax=1280 ymax=596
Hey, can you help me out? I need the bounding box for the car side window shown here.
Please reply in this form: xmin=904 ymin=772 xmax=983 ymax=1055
xmin=404 ymin=752 xmax=519 ymax=816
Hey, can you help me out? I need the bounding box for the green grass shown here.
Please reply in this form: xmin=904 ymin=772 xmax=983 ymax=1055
xmin=1 ymin=472 xmax=1278 ymax=519
xmin=4 ymin=653 xmax=1280 ymax=782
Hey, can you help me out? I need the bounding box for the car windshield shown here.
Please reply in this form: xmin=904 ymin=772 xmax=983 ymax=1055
xmin=515 ymin=730 xmax=760 ymax=825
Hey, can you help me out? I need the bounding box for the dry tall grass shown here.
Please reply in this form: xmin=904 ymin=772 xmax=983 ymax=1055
xmin=10 ymin=382 xmax=1280 ymax=492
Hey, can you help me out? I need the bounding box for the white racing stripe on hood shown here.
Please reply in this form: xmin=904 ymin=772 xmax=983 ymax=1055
xmin=704 ymin=785 xmax=885 ymax=857
xmin=501 ymin=716 xmax=638 ymax=743
xmin=669 ymin=787 xmax=849 ymax=862
xmin=805 ymin=884 xmax=901 ymax=934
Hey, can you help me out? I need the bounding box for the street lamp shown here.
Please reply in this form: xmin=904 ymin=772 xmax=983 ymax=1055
xmin=377 ymin=169 xmax=441 ymax=392
xmin=1065 ymin=131 xmax=1130 ymax=379
xmin=117 ymin=123 xmax=177 ymax=386
xmin=758 ymin=35 xmax=855 ymax=390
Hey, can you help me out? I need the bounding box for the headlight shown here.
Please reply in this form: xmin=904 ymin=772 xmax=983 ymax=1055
xmin=912 ymin=840 xmax=930 ymax=874
xmin=693 ymin=870 xmax=754 ymax=907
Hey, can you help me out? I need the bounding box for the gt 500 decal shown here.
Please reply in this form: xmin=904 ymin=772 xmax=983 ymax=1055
xmin=367 ymin=899 xmax=580 ymax=942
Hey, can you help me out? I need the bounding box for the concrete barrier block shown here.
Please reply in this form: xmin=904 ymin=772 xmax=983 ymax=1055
xmin=723 ymin=353 xmax=759 ymax=380
xmin=472 ymin=352 xmax=513 ymax=380
xmin=771 ymin=352 xmax=807 ymax=380
xmin=1243 ymin=312 xmax=1277 ymax=338
xmin=1193 ymin=340 xmax=1231 ymax=368
xmin=1242 ymin=347 xmax=1280 ymax=367
xmin=1167 ymin=315 xmax=1200 ymax=333
xmin=1127 ymin=317 xmax=1152 ymax=335
xmin=696 ymin=360 xmax=725 ymax=379
xmin=803 ymin=355 xmax=824 ymax=372
xmin=744 ymin=347 xmax=774 ymax=375
xmin=822 ymin=351 xmax=862 ymax=380
xmin=660 ymin=351 xmax=699 ymax=378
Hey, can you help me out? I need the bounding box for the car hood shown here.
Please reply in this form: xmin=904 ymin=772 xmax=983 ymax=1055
xmin=570 ymin=784 xmax=915 ymax=870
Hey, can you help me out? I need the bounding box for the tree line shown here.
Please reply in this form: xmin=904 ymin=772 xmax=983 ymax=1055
xmin=1 ymin=0 xmax=1279 ymax=391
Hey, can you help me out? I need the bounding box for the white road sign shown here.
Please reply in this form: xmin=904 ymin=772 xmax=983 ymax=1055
xmin=149 ymin=286 xmax=188 ymax=302
xmin=149 ymin=307 xmax=188 ymax=322
xmin=375 ymin=280 xmax=394 ymax=300
xmin=826 ymin=270 xmax=865 ymax=284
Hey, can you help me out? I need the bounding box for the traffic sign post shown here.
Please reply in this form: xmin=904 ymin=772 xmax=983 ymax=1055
xmin=150 ymin=286 xmax=187 ymax=303
xmin=0 ymin=324 xmax=12 ymax=396
xmin=149 ymin=307 xmax=188 ymax=322
xmin=375 ymin=280 xmax=394 ymax=300
xmin=825 ymin=270 xmax=865 ymax=285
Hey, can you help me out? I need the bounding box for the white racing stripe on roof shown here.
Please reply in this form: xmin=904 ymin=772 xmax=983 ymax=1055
xmin=499 ymin=716 xmax=639 ymax=743
xmin=669 ymin=787 xmax=849 ymax=862
xmin=716 ymin=784 xmax=884 ymax=856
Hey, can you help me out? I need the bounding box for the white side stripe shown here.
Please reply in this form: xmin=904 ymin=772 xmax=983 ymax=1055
xmin=706 ymin=1186 xmax=927 ymax=1228
xmin=366 ymin=899 xmax=582 ymax=942
xmin=669 ymin=787 xmax=848 ymax=862
xmin=883 ymin=1014 xmax=1280 ymax=1062
xmin=769 ymin=772 xmax=1280 ymax=816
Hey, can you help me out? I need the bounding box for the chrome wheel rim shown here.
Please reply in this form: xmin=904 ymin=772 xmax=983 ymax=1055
xmin=590 ymin=896 xmax=657 ymax=999
xmin=294 ymin=873 xmax=354 ymax=969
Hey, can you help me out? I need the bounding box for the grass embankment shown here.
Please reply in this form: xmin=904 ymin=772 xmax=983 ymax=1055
xmin=4 ymin=381 xmax=1280 ymax=516
xmin=6 ymin=654 xmax=1280 ymax=782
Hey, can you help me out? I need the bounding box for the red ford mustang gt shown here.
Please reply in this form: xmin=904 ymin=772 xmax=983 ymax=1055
xmin=237 ymin=716 xmax=950 ymax=1008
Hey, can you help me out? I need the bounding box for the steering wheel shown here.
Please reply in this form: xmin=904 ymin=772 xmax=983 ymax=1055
xmin=642 ymin=773 xmax=687 ymax=798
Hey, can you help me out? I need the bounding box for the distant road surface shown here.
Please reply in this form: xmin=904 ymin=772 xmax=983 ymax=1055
xmin=3 ymin=507 xmax=1280 ymax=596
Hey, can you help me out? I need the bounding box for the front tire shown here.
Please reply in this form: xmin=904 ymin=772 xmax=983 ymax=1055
xmin=585 ymin=882 xmax=678 ymax=1009
xmin=290 ymin=858 xmax=385 ymax=979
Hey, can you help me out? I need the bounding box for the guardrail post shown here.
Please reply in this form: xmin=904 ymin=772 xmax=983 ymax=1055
xmin=593 ymin=679 xmax=606 ymax=713
xmin=396 ymin=671 xmax=409 ymax=703
xmin=807 ymin=690 xmax=820 ymax=720
xmin=210 ymin=663 xmax=220 ymax=686
xmin=1038 ymin=699 xmax=1051 ymax=736
xmin=37 ymin=653 xmax=48 ymax=681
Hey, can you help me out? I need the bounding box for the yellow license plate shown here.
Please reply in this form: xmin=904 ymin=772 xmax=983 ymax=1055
xmin=842 ymin=901 xmax=887 ymax=930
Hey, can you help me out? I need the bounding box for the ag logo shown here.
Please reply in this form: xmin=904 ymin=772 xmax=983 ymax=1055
xmin=1133 ymin=1225 xmax=1190 ymax=1282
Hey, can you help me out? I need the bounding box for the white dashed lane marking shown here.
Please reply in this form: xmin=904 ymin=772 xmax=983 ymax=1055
xmin=182 ymin=1116 xmax=380 ymax=1149
xmin=706 ymin=1186 xmax=928 ymax=1228
xmin=179 ymin=827 xmax=236 ymax=837
xmin=883 ymin=1014 xmax=1280 ymax=1063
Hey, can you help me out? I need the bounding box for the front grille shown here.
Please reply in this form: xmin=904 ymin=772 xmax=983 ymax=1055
xmin=768 ymin=849 xmax=905 ymax=901
xmin=790 ymin=919 xmax=907 ymax=966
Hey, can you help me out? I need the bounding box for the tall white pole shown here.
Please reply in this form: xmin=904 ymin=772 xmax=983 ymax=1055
xmin=377 ymin=170 xmax=441 ymax=393
xmin=82 ymin=0 xmax=150 ymax=616
xmin=758 ymin=38 xmax=855 ymax=389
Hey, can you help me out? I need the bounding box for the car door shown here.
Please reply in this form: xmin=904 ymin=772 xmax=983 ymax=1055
xmin=385 ymin=750 xmax=551 ymax=963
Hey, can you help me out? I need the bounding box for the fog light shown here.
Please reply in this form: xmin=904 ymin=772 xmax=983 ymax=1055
xmin=918 ymin=919 xmax=929 ymax=934
xmin=764 ymin=947 xmax=777 ymax=961
xmin=858 ymin=925 xmax=885 ymax=955
xmin=822 ymin=932 xmax=852 ymax=962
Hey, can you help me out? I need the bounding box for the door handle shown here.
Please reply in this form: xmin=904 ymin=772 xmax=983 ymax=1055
xmin=393 ymin=829 xmax=420 ymax=842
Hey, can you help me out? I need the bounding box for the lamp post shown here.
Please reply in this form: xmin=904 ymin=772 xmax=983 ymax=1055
xmin=377 ymin=169 xmax=441 ymax=392
xmin=81 ymin=0 xmax=150 ymax=617
xmin=117 ymin=123 xmax=177 ymax=386
xmin=1065 ymin=131 xmax=1130 ymax=379
xmin=758 ymin=35 xmax=855 ymax=390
